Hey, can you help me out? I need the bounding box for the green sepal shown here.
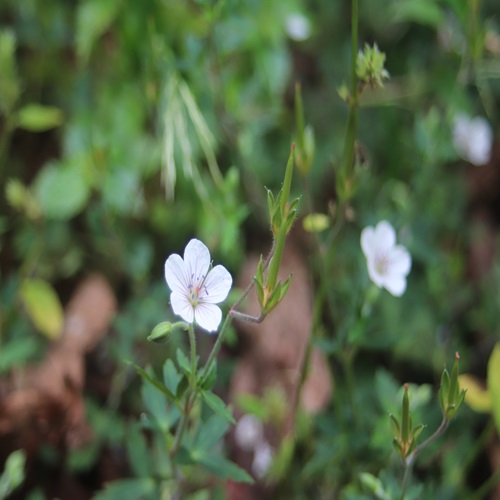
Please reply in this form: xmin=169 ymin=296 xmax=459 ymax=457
xmin=389 ymin=414 xmax=400 ymax=438
xmin=255 ymin=255 xmax=264 ymax=287
xmin=402 ymin=385 xmax=410 ymax=444
xmin=392 ymin=438 xmax=403 ymax=455
xmin=448 ymin=357 xmax=460 ymax=405
xmin=267 ymin=188 xmax=276 ymax=220
xmin=411 ymin=423 xmax=425 ymax=442
xmin=285 ymin=197 xmax=300 ymax=234
xmin=264 ymin=282 xmax=283 ymax=313
xmin=279 ymin=274 xmax=292 ymax=302
xmin=254 ymin=277 xmax=265 ymax=307
xmin=272 ymin=198 xmax=283 ymax=234
xmin=439 ymin=368 xmax=450 ymax=413
xmin=147 ymin=322 xmax=173 ymax=343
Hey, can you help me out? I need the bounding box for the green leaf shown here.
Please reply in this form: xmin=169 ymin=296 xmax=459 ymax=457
xmin=200 ymin=362 xmax=217 ymax=391
xmin=302 ymin=213 xmax=330 ymax=233
xmin=34 ymin=160 xmax=91 ymax=220
xmin=0 ymin=30 xmax=20 ymax=114
xmin=392 ymin=0 xmax=443 ymax=28
xmin=201 ymin=390 xmax=236 ymax=424
xmin=140 ymin=375 xmax=180 ymax=433
xmin=102 ymin=169 xmax=140 ymax=215
xmin=458 ymin=374 xmax=490 ymax=412
xmin=15 ymin=104 xmax=63 ymax=132
xmin=193 ymin=414 xmax=229 ymax=451
xmin=0 ymin=449 xmax=25 ymax=498
xmin=126 ymin=361 xmax=176 ymax=400
xmin=20 ymin=278 xmax=64 ymax=340
xmin=76 ymin=0 xmax=120 ymax=62
xmin=176 ymin=348 xmax=192 ymax=376
xmin=0 ymin=336 xmax=39 ymax=374
xmin=487 ymin=343 xmax=500 ymax=435
xmin=163 ymin=358 xmax=182 ymax=395
xmin=196 ymin=453 xmax=253 ymax=483
xmin=93 ymin=478 xmax=155 ymax=500
xmin=235 ymin=393 xmax=268 ymax=420
xmin=359 ymin=472 xmax=388 ymax=499
xmin=126 ymin=425 xmax=152 ymax=478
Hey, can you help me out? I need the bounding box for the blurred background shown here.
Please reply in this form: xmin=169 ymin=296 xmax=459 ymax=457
xmin=1 ymin=0 xmax=500 ymax=498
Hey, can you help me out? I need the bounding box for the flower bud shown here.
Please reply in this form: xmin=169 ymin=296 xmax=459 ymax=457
xmin=147 ymin=321 xmax=189 ymax=343
xmin=439 ymin=352 xmax=466 ymax=419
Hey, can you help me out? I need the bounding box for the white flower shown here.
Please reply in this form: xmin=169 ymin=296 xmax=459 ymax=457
xmin=452 ymin=113 xmax=493 ymax=166
xmin=252 ymin=441 xmax=274 ymax=479
xmin=234 ymin=415 xmax=264 ymax=452
xmin=164 ymin=239 xmax=232 ymax=332
xmin=285 ymin=13 xmax=311 ymax=41
xmin=361 ymin=221 xmax=411 ymax=297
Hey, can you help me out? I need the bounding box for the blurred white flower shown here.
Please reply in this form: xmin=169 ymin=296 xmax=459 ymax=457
xmin=452 ymin=113 xmax=493 ymax=166
xmin=164 ymin=239 xmax=232 ymax=332
xmin=252 ymin=441 xmax=274 ymax=479
xmin=234 ymin=415 xmax=263 ymax=452
xmin=285 ymin=13 xmax=311 ymax=41
xmin=361 ymin=221 xmax=411 ymax=297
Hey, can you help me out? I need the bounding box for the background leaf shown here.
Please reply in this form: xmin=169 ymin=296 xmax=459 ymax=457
xmin=20 ymin=279 xmax=64 ymax=340
xmin=487 ymin=343 xmax=500 ymax=435
xmin=34 ymin=160 xmax=91 ymax=220
xmin=15 ymin=104 xmax=63 ymax=132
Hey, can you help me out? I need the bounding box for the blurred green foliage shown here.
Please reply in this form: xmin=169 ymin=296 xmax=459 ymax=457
xmin=1 ymin=0 xmax=500 ymax=498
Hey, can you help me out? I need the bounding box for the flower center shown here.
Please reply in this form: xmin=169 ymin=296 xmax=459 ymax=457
xmin=188 ymin=273 xmax=209 ymax=306
xmin=374 ymin=253 xmax=389 ymax=276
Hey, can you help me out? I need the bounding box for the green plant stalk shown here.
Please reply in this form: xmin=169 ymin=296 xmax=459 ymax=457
xmin=341 ymin=347 xmax=359 ymax=426
xmin=266 ymin=224 xmax=287 ymax=295
xmin=280 ymin=144 xmax=295 ymax=217
xmin=295 ymin=83 xmax=305 ymax=152
xmin=202 ymin=312 xmax=232 ymax=380
xmin=339 ymin=0 xmax=359 ymax=197
xmin=400 ymin=417 xmax=449 ymax=498
xmin=0 ymin=117 xmax=15 ymax=185
xmin=188 ymin=323 xmax=197 ymax=387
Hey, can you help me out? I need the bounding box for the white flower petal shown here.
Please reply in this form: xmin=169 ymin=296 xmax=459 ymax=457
xmin=170 ymin=292 xmax=194 ymax=323
xmin=235 ymin=415 xmax=263 ymax=452
xmin=374 ymin=220 xmax=396 ymax=252
xmin=361 ymin=220 xmax=411 ymax=296
xmin=389 ymin=246 xmax=411 ymax=275
xmin=366 ymin=259 xmax=384 ymax=287
xmin=252 ymin=441 xmax=273 ymax=479
xmin=383 ymin=274 xmax=407 ymax=297
xmin=361 ymin=226 xmax=376 ymax=258
xmin=202 ymin=265 xmax=232 ymax=304
xmin=165 ymin=254 xmax=190 ymax=295
xmin=453 ymin=113 xmax=492 ymax=165
xmin=184 ymin=239 xmax=210 ymax=287
xmin=194 ymin=302 xmax=222 ymax=332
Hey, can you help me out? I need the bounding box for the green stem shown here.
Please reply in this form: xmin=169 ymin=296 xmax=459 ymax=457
xmin=400 ymin=417 xmax=449 ymax=498
xmin=201 ymin=313 xmax=232 ymax=380
xmin=339 ymin=0 xmax=359 ymax=198
xmin=350 ymin=0 xmax=359 ymax=98
xmin=0 ymin=118 xmax=15 ymax=185
xmin=188 ymin=323 xmax=197 ymax=387
xmin=266 ymin=221 xmax=287 ymax=293
xmin=341 ymin=348 xmax=359 ymax=426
